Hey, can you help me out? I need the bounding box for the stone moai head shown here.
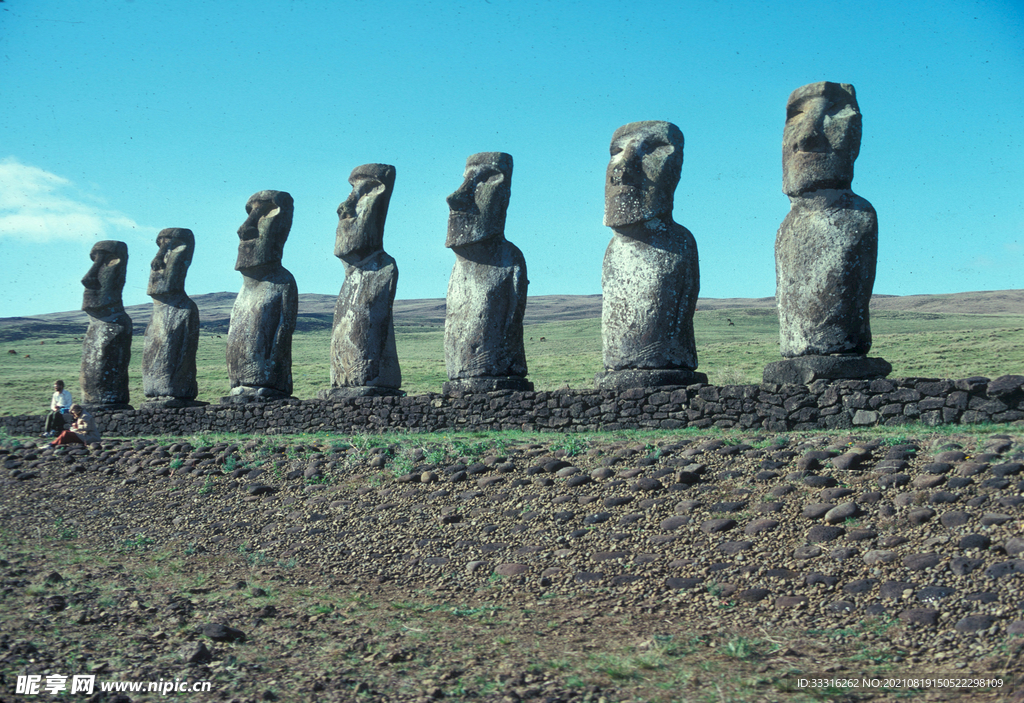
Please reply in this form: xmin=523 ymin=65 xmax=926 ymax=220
xmin=235 ymin=190 xmax=294 ymax=271
xmin=81 ymin=240 xmax=128 ymax=313
xmin=782 ymin=82 xmax=862 ymax=196
xmin=335 ymin=164 xmax=396 ymax=260
xmin=147 ymin=228 xmax=195 ymax=296
xmin=445 ymin=152 xmax=513 ymax=248
xmin=603 ymin=121 xmax=684 ymax=227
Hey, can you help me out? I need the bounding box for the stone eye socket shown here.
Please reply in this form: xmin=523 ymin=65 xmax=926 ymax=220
xmin=610 ymin=145 xmax=623 ymax=157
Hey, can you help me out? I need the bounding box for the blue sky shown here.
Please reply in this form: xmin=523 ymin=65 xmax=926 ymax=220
xmin=2 ymin=0 xmax=1022 ymax=317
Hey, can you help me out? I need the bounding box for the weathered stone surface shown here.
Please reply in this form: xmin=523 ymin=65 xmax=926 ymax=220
xmin=598 ymin=121 xmax=700 ymax=389
xmin=764 ymin=355 xmax=891 ymax=385
xmin=443 ymin=153 xmax=531 ymax=394
xmin=225 ymin=190 xmax=298 ymax=401
xmin=321 ymin=164 xmax=401 ymax=398
xmin=80 ymin=240 xmax=132 ymax=409
xmin=143 ymin=228 xmax=201 ymax=404
xmin=769 ymin=82 xmax=887 ymax=382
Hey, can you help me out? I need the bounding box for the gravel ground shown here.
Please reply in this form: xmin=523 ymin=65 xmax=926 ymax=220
xmin=1 ymin=428 xmax=1022 ymax=702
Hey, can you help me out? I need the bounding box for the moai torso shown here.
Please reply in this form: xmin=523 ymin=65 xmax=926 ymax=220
xmin=602 ymin=219 xmax=699 ymax=371
xmin=776 ymin=190 xmax=877 ymax=357
xmin=330 ymin=252 xmax=401 ymax=388
xmin=445 ymin=239 xmax=528 ymax=380
xmin=144 ymin=297 xmax=200 ymax=398
xmin=227 ymin=267 xmax=298 ymax=395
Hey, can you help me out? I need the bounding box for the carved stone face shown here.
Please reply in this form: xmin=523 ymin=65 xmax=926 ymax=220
xmin=335 ymin=164 xmax=396 ymax=260
xmin=604 ymin=121 xmax=684 ymax=227
xmin=235 ymin=190 xmax=294 ymax=271
xmin=782 ymin=82 xmax=861 ymax=196
xmin=147 ymin=228 xmax=195 ymax=296
xmin=82 ymin=240 xmax=128 ymax=312
xmin=446 ymin=152 xmax=513 ymax=248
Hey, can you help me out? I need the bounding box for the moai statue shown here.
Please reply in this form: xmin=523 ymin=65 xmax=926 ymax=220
xmin=223 ymin=190 xmax=298 ymax=402
xmin=763 ymin=82 xmax=891 ymax=385
xmin=318 ymin=164 xmax=402 ymax=399
xmin=596 ymin=120 xmax=706 ymax=390
xmin=443 ymin=152 xmax=532 ymax=394
xmin=80 ymin=240 xmax=133 ymax=409
xmin=143 ymin=228 xmax=204 ymax=407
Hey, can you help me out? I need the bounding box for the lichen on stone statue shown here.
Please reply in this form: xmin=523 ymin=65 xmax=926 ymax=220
xmin=443 ymin=152 xmax=532 ymax=394
xmin=319 ymin=164 xmax=402 ymax=400
xmin=596 ymin=120 xmax=706 ymax=390
xmin=79 ymin=240 xmax=133 ymax=409
xmin=765 ymin=82 xmax=891 ymax=385
xmin=224 ymin=190 xmax=298 ymax=402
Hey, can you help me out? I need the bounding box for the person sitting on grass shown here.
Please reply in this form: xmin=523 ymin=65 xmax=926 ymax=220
xmin=42 ymin=380 xmax=72 ymax=437
xmin=51 ymin=404 xmax=100 ymax=446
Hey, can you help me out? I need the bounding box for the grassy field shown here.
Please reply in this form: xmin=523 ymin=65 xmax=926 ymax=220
xmin=1 ymin=308 xmax=1022 ymax=416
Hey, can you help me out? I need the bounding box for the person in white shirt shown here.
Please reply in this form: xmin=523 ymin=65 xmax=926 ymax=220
xmin=43 ymin=380 xmax=72 ymax=437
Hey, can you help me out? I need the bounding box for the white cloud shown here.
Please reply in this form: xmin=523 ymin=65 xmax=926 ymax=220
xmin=0 ymin=157 xmax=144 ymax=241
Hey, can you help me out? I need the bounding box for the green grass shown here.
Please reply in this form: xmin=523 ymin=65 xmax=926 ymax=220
xmin=2 ymin=308 xmax=1022 ymax=415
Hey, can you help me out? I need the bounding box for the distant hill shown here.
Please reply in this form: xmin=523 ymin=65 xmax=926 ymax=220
xmin=1 ymin=290 xmax=1021 ymax=341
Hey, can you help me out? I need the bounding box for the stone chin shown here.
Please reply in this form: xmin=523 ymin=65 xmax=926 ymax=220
xmin=603 ymin=187 xmax=667 ymax=228
xmin=783 ymin=152 xmax=854 ymax=196
xmin=445 ymin=214 xmax=496 ymax=248
xmin=82 ymin=290 xmax=120 ymax=313
xmin=334 ymin=218 xmax=381 ymax=259
xmin=235 ymin=240 xmax=281 ymax=271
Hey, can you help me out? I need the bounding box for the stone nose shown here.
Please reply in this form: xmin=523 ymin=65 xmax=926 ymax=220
xmin=446 ymin=180 xmax=475 ymax=211
xmin=610 ymin=142 xmax=644 ymax=186
xmin=81 ymin=259 xmax=103 ymax=289
xmin=794 ymin=106 xmax=830 ymax=153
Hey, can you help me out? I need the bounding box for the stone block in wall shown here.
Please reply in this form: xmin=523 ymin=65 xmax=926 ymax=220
xmin=916 ymin=380 xmax=954 ymax=397
xmin=670 ymin=389 xmax=689 ymax=404
xmin=869 ymin=379 xmax=895 ymax=393
xmin=852 ymin=410 xmax=879 ymax=425
xmin=880 ymin=404 xmax=903 ymax=417
xmin=955 ymin=377 xmax=990 ymax=392
xmin=988 ymin=375 xmax=1024 ymax=398
xmin=697 ymin=386 xmax=719 ymax=401
xmin=843 ymin=392 xmax=869 ymax=410
xmin=921 ymin=410 xmax=942 ymax=426
xmin=945 ymin=391 xmax=969 ymax=410
xmin=660 ymin=418 xmax=685 ymax=429
xmin=823 ymin=412 xmax=853 ymax=429
xmin=713 ymin=419 xmax=736 ymax=428
xmin=960 ymin=410 xmax=990 ymax=424
xmin=649 ymin=391 xmax=670 ymax=405
xmin=883 ymin=415 xmax=909 ymax=426
xmin=783 ymin=394 xmax=814 ymax=413
xmin=885 ymin=388 xmax=921 ymax=403
xmin=918 ymin=398 xmax=945 ymax=411
xmin=790 ymin=407 xmax=818 ymax=423
xmin=903 ymin=403 xmax=920 ymax=417
xmin=968 ymin=397 xmax=1010 ymax=414
xmin=818 ymin=385 xmax=840 ymax=407
xmin=993 ymin=411 xmax=1024 ymax=422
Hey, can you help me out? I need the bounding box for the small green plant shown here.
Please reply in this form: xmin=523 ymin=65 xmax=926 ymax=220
xmin=238 ymin=544 xmax=270 ymax=567
xmin=53 ymin=517 xmax=77 ymax=540
xmin=198 ymin=475 xmax=215 ymax=495
xmin=721 ymin=637 xmax=757 ymax=659
xmin=119 ymin=535 xmax=155 ymax=552
xmin=550 ymin=434 xmax=589 ymax=457
xmin=169 ymin=458 xmax=184 ymax=470
xmin=707 ymin=581 xmax=723 ymax=597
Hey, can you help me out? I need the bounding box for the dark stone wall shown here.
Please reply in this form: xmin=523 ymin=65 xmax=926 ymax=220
xmin=3 ymin=375 xmax=1023 ymax=438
